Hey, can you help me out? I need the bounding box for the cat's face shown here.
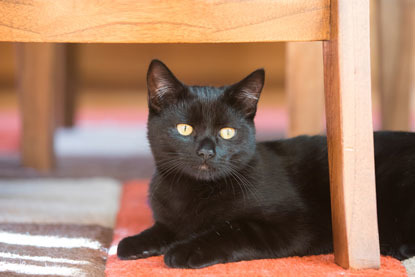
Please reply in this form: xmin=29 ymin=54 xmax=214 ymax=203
xmin=147 ymin=60 xmax=264 ymax=181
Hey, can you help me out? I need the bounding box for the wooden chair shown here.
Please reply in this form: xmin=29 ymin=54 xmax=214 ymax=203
xmin=375 ymin=0 xmax=414 ymax=131
xmin=287 ymin=0 xmax=415 ymax=136
xmin=0 ymin=0 xmax=380 ymax=269
xmin=286 ymin=41 xmax=325 ymax=137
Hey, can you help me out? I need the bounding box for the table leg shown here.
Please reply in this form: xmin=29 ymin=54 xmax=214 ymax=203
xmin=55 ymin=44 xmax=77 ymax=128
xmin=15 ymin=43 xmax=57 ymax=171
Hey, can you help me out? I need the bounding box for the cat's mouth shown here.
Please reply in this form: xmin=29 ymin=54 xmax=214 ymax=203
xmin=193 ymin=163 xmax=218 ymax=180
xmin=188 ymin=162 xmax=221 ymax=180
xmin=199 ymin=164 xmax=209 ymax=171
xmin=190 ymin=162 xmax=212 ymax=172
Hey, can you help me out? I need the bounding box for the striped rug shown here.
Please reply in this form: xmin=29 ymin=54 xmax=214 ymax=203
xmin=1 ymin=179 xmax=413 ymax=276
xmin=0 ymin=178 xmax=121 ymax=276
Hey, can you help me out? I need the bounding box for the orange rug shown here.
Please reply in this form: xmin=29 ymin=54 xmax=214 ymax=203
xmin=105 ymin=181 xmax=407 ymax=277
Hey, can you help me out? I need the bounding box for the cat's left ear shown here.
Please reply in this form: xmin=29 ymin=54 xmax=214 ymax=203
xmin=225 ymin=69 xmax=265 ymax=119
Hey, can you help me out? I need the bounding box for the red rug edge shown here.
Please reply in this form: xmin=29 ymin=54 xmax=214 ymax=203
xmin=105 ymin=180 xmax=407 ymax=277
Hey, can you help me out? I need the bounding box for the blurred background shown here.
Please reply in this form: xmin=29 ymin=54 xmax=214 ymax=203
xmin=0 ymin=0 xmax=413 ymax=180
xmin=0 ymin=42 xmax=290 ymax=180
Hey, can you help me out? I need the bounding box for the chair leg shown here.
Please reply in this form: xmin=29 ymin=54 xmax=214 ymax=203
xmin=323 ymin=0 xmax=380 ymax=269
xmin=64 ymin=44 xmax=77 ymax=127
xmin=377 ymin=0 xmax=414 ymax=131
xmin=16 ymin=43 xmax=57 ymax=172
xmin=286 ymin=42 xmax=324 ymax=137
xmin=55 ymin=44 xmax=77 ymax=128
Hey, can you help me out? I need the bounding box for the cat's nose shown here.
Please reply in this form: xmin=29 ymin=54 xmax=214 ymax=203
xmin=197 ymin=138 xmax=216 ymax=160
xmin=197 ymin=148 xmax=215 ymax=160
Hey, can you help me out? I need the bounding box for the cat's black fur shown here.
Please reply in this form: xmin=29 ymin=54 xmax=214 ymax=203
xmin=117 ymin=60 xmax=415 ymax=268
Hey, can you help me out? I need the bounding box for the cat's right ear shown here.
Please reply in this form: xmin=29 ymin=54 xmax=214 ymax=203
xmin=147 ymin=60 xmax=185 ymax=113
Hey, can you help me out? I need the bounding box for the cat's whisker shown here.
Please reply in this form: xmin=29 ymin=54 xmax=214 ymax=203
xmin=151 ymin=159 xmax=188 ymax=199
xmin=224 ymin=163 xmax=263 ymax=203
xmin=157 ymin=155 xmax=267 ymax=206
xmin=169 ymin=161 xmax=186 ymax=188
xmin=159 ymin=161 xmax=186 ymax=178
xmin=221 ymin=168 xmax=238 ymax=200
xmin=225 ymin=170 xmax=248 ymax=205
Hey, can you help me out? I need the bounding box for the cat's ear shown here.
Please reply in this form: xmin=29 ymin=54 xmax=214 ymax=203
xmin=147 ymin=60 xmax=185 ymax=113
xmin=226 ymin=69 xmax=265 ymax=119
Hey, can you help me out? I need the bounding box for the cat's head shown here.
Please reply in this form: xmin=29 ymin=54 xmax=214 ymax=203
xmin=147 ymin=60 xmax=264 ymax=181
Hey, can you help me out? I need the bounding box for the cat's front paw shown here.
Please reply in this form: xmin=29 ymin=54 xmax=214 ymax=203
xmin=117 ymin=235 xmax=161 ymax=260
xmin=164 ymin=241 xmax=225 ymax=269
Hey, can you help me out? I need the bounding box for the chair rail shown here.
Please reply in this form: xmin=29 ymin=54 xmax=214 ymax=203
xmin=0 ymin=0 xmax=330 ymax=43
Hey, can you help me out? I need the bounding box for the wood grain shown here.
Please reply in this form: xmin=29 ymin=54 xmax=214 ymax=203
xmin=323 ymin=0 xmax=380 ymax=269
xmin=286 ymin=42 xmax=324 ymax=137
xmin=377 ymin=0 xmax=415 ymax=131
xmin=0 ymin=0 xmax=330 ymax=43
xmin=16 ymin=43 xmax=56 ymax=171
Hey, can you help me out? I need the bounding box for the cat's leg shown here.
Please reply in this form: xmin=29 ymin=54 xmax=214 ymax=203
xmin=117 ymin=222 xmax=175 ymax=260
xmin=164 ymin=220 xmax=310 ymax=268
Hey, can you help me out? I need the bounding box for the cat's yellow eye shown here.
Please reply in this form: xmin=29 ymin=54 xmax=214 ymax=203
xmin=219 ymin=127 xmax=236 ymax=140
xmin=177 ymin=124 xmax=193 ymax=136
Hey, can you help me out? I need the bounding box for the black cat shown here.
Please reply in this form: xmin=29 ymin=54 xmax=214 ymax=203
xmin=117 ymin=60 xmax=415 ymax=268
